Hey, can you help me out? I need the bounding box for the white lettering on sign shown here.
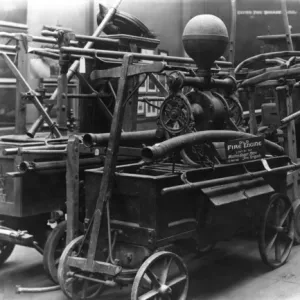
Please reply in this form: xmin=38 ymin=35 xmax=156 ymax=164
xmin=237 ymin=10 xmax=297 ymax=15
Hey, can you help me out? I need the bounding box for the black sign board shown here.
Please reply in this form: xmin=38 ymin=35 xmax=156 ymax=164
xmin=225 ymin=136 xmax=265 ymax=163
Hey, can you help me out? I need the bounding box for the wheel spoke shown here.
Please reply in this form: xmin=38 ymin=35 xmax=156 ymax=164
xmin=279 ymin=207 xmax=292 ymax=226
xmin=81 ymin=280 xmax=88 ymax=298
xmin=138 ymin=288 xmax=160 ymax=300
xmin=160 ymin=257 xmax=173 ymax=284
xmin=167 ymin=274 xmax=187 ymax=289
xmin=275 ymin=201 xmax=281 ymax=226
xmin=146 ymin=269 xmax=161 ymax=288
xmin=55 ymin=258 xmax=60 ymax=266
xmin=65 ymin=277 xmax=77 ymax=290
xmin=164 ymin=118 xmax=171 ymax=125
xmin=281 ymin=239 xmax=293 ymax=262
xmin=266 ymin=233 xmax=278 ymax=252
xmin=275 ymin=238 xmax=281 ymax=262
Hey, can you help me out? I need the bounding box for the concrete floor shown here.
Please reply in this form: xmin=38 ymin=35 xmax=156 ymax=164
xmin=1 ymin=237 xmax=300 ymax=300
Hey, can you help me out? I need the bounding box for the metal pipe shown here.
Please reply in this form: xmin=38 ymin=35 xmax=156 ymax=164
xmin=281 ymin=110 xmax=300 ymax=124
xmin=16 ymin=285 xmax=60 ymax=294
xmin=43 ymin=25 xmax=73 ymax=32
xmin=240 ymin=66 xmax=300 ymax=87
xmin=4 ymin=144 xmax=66 ymax=155
xmin=42 ymin=93 xmax=97 ymax=99
xmin=257 ymin=33 xmax=300 ymax=40
xmin=0 ymin=32 xmax=79 ymax=46
xmin=0 ymin=44 xmax=17 ymax=52
xmin=229 ymin=0 xmax=237 ymax=64
xmin=141 ymin=130 xmax=284 ymax=162
xmin=67 ymin=272 xmax=117 ymax=287
xmin=162 ymin=162 xmax=300 ymax=196
xmin=28 ymin=48 xmax=94 ymax=61
xmin=19 ymin=149 xmax=66 ymax=155
xmin=41 ymin=30 xmax=120 ymax=47
xmin=83 ymin=130 xmax=163 ymax=147
xmin=61 ymin=46 xmax=232 ymax=67
xmin=19 ymin=157 xmax=103 ymax=173
xmin=26 ymin=0 xmax=123 ymax=138
xmin=168 ymin=72 xmax=236 ymax=91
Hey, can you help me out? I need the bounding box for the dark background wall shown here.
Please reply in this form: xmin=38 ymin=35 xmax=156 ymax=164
xmin=95 ymin=0 xmax=300 ymax=65
xmin=94 ymin=0 xmax=184 ymax=56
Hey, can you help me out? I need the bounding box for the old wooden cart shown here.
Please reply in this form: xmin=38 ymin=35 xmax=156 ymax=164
xmin=57 ymin=14 xmax=300 ymax=299
xmin=0 ymin=0 xmax=161 ymax=285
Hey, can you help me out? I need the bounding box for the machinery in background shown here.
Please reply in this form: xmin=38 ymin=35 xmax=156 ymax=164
xmin=56 ymin=14 xmax=300 ymax=300
xmin=0 ymin=0 xmax=164 ymax=285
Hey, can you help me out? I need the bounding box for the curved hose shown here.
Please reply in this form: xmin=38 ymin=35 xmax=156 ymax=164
xmin=234 ymin=51 xmax=300 ymax=74
xmin=141 ymin=130 xmax=284 ymax=162
xmin=16 ymin=285 xmax=60 ymax=294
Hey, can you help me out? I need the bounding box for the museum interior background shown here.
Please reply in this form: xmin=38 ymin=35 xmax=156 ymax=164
xmin=0 ymin=0 xmax=298 ymax=132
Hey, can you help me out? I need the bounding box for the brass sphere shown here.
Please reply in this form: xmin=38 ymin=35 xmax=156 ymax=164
xmin=182 ymin=14 xmax=229 ymax=72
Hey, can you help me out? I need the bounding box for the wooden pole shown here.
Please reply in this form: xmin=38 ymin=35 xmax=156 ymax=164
xmin=281 ymin=0 xmax=294 ymax=51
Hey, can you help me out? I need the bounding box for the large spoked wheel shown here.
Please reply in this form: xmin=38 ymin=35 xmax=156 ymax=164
xmin=131 ymin=251 xmax=189 ymax=300
xmin=57 ymin=235 xmax=105 ymax=300
xmin=0 ymin=226 xmax=15 ymax=267
xmin=259 ymin=193 xmax=294 ymax=269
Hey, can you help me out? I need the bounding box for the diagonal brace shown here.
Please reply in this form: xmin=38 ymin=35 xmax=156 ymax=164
xmin=0 ymin=52 xmax=61 ymax=137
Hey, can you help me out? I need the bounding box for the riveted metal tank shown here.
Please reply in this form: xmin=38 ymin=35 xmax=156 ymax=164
xmin=182 ymin=14 xmax=229 ymax=74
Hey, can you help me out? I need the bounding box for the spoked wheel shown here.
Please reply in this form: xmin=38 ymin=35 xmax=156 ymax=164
xmin=43 ymin=221 xmax=67 ymax=283
xmin=57 ymin=235 xmax=105 ymax=300
xmin=131 ymin=251 xmax=189 ymax=300
xmin=259 ymin=193 xmax=294 ymax=268
xmin=43 ymin=221 xmax=83 ymax=283
xmin=0 ymin=226 xmax=15 ymax=267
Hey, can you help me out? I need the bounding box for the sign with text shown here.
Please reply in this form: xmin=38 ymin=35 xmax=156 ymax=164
xmin=225 ymin=137 xmax=265 ymax=163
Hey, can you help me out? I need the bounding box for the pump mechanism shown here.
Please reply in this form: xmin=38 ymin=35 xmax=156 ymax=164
xmin=182 ymin=14 xmax=229 ymax=76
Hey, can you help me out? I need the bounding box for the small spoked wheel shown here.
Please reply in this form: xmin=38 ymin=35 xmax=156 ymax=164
xmin=57 ymin=235 xmax=105 ymax=300
xmin=43 ymin=221 xmax=83 ymax=283
xmin=43 ymin=221 xmax=67 ymax=283
xmin=259 ymin=193 xmax=294 ymax=268
xmin=131 ymin=251 xmax=189 ymax=300
xmin=0 ymin=228 xmax=15 ymax=267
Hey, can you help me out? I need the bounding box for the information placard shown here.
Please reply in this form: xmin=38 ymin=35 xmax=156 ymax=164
xmin=225 ymin=136 xmax=265 ymax=163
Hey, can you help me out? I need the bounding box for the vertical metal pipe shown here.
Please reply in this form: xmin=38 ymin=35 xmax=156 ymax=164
xmin=229 ymin=0 xmax=237 ymax=64
xmin=26 ymin=0 xmax=123 ymax=138
xmin=281 ymin=0 xmax=294 ymax=51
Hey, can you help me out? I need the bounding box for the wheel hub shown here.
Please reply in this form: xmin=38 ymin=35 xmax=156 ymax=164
xmin=158 ymin=284 xmax=172 ymax=295
xmin=170 ymin=109 xmax=180 ymax=120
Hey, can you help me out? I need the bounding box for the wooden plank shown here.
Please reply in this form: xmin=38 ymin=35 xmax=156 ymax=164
xmin=277 ymin=85 xmax=299 ymax=201
xmin=57 ymin=74 xmax=68 ymax=135
xmin=123 ymin=75 xmax=138 ymax=131
xmin=85 ymin=54 xmax=133 ymax=271
xmin=66 ymin=136 xmax=80 ymax=244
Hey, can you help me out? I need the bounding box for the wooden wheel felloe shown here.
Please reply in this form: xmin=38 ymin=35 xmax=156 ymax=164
xmin=43 ymin=220 xmax=67 ymax=283
xmin=131 ymin=251 xmax=189 ymax=300
xmin=57 ymin=235 xmax=105 ymax=300
xmin=259 ymin=193 xmax=294 ymax=268
xmin=43 ymin=221 xmax=83 ymax=283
